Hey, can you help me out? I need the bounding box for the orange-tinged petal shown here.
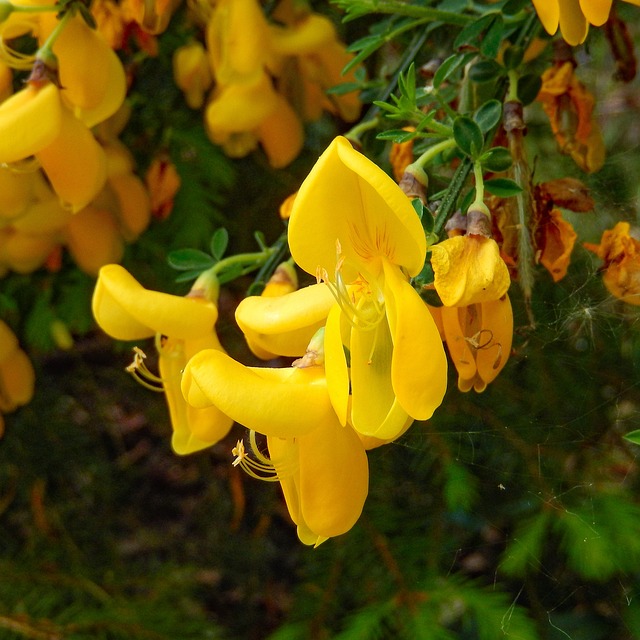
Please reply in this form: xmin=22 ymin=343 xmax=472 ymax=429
xmin=0 ymin=229 xmax=56 ymax=273
xmin=0 ymin=347 xmax=35 ymax=410
xmin=182 ymin=349 xmax=335 ymax=438
xmin=538 ymin=208 xmax=577 ymax=282
xmin=0 ymin=167 xmax=36 ymax=220
xmin=36 ymin=107 xmax=107 ymax=211
xmin=298 ymin=417 xmax=368 ymax=538
xmin=383 ymin=260 xmax=447 ymax=422
xmin=12 ymin=197 xmax=73 ymax=235
xmin=288 ymin=136 xmax=427 ymax=280
xmin=92 ymin=264 xmax=219 ymax=341
xmin=475 ymin=296 xmax=513 ymax=388
xmin=108 ymin=173 xmax=152 ymax=241
xmin=269 ymin=15 xmax=336 ymax=55
xmin=440 ymin=305 xmax=478 ymax=387
xmin=255 ymin=93 xmax=304 ymax=168
xmin=0 ymin=83 xmax=62 ymax=164
xmin=65 ymin=206 xmax=124 ymax=276
xmin=0 ymin=320 xmax=18 ymax=361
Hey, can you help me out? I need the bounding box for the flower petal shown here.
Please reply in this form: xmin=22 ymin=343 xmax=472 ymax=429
xmin=531 ymin=0 xmax=560 ymax=35
xmin=92 ymin=264 xmax=218 ymax=341
xmin=475 ymin=296 xmax=513 ymax=389
xmin=578 ymin=0 xmax=611 ymax=25
xmin=236 ymin=283 xmax=334 ymax=358
xmin=324 ymin=303 xmax=350 ymax=426
xmin=288 ymin=136 xmax=426 ymax=279
xmin=182 ymin=350 xmax=335 ymax=437
xmin=384 ymin=261 xmax=448 ymax=421
xmin=298 ymin=418 xmax=368 ymax=538
xmin=558 ymin=0 xmax=589 ymax=45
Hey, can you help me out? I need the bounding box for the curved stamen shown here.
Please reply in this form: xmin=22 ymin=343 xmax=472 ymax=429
xmin=125 ymin=347 xmax=164 ymax=393
xmin=232 ymin=432 xmax=298 ymax=482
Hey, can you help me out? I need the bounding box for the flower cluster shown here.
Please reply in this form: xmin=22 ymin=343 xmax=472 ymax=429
xmin=172 ymin=0 xmax=362 ymax=167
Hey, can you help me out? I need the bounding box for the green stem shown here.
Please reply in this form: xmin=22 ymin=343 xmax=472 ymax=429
xmin=506 ymin=69 xmax=519 ymax=103
xmin=35 ymin=8 xmax=73 ymax=64
xmin=345 ymin=117 xmax=380 ymax=145
xmin=469 ymin=160 xmax=488 ymax=213
xmin=433 ymin=158 xmax=472 ymax=236
xmin=411 ymin=138 xmax=456 ymax=170
xmin=360 ymin=1 xmax=473 ymax=25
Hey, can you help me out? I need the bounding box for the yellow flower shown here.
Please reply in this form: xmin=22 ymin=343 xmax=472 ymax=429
xmin=288 ymin=136 xmax=447 ymax=440
xmin=430 ymin=214 xmax=511 ymax=307
xmin=173 ymin=41 xmax=213 ymax=110
xmin=531 ymin=0 xmax=640 ymax=46
xmin=92 ymin=264 xmax=234 ymax=453
xmin=431 ymin=296 xmax=513 ymax=393
xmin=0 ymin=319 xmax=35 ymax=437
xmin=0 ymin=80 xmax=107 ymax=211
xmin=536 ymin=61 xmax=605 ymax=173
xmin=182 ymin=349 xmax=368 ymax=546
xmin=584 ymin=222 xmax=640 ymax=305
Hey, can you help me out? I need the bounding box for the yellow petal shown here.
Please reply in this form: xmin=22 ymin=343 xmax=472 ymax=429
xmin=159 ymin=337 xmax=233 ymax=454
xmin=269 ymin=15 xmax=336 ymax=56
xmin=349 ymin=312 xmax=397 ymax=437
xmin=36 ymin=106 xmax=107 ymax=212
xmin=0 ymin=347 xmax=35 ymax=411
xmin=298 ymin=418 xmax=368 ymax=538
xmin=255 ymin=93 xmax=304 ymax=168
xmin=440 ymin=305 xmax=478 ymax=388
xmin=558 ymin=0 xmax=589 ymax=45
xmin=430 ymin=236 xmax=510 ymax=307
xmin=0 ymin=83 xmax=62 ymax=164
xmin=579 ymin=0 xmax=612 ymax=24
xmin=92 ymin=264 xmax=218 ymax=341
xmin=0 ymin=320 xmax=18 ymax=361
xmin=235 ymin=283 xmax=334 ymax=358
xmin=383 ymin=260 xmax=448 ymax=421
xmin=182 ymin=349 xmax=335 ymax=438
xmin=324 ymin=303 xmax=350 ymax=426
xmin=0 ymin=167 xmax=36 ymax=220
xmin=288 ymin=136 xmax=426 ymax=280
xmin=531 ymin=0 xmax=560 ymax=35
xmin=11 ymin=197 xmax=72 ymax=234
xmin=65 ymin=206 xmax=124 ymax=276
xmin=108 ymin=173 xmax=152 ymax=241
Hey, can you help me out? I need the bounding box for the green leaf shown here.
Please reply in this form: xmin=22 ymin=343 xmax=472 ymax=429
xmin=167 ymin=248 xmax=216 ymax=271
xmin=433 ymin=53 xmax=473 ymax=90
xmin=624 ymin=429 xmax=640 ymax=445
xmin=518 ymin=73 xmax=543 ymax=106
xmin=468 ymin=59 xmax=504 ymax=84
xmin=484 ymin=177 xmax=522 ymax=197
xmin=376 ymin=129 xmax=417 ymax=142
xmin=210 ymin=228 xmax=229 ymax=261
xmin=503 ymin=44 xmax=524 ymax=70
xmin=453 ymin=115 xmax=484 ymax=158
xmin=480 ymin=146 xmax=513 ymax=172
xmin=453 ymin=13 xmax=495 ymax=51
xmin=480 ymin=14 xmax=504 ymax=58
xmin=474 ymin=99 xmax=502 ymax=133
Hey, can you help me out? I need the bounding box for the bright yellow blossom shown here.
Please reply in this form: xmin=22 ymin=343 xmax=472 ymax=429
xmin=92 ymin=264 xmax=234 ymax=453
xmin=182 ymin=349 xmax=368 ymax=546
xmin=531 ymin=0 xmax=640 ymax=46
xmin=430 ymin=213 xmax=511 ymax=308
xmin=173 ymin=41 xmax=213 ymax=110
xmin=287 ymin=136 xmax=447 ymax=440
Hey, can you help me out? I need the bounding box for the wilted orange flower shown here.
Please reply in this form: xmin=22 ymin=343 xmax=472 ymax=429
xmin=145 ymin=155 xmax=181 ymax=219
xmin=389 ymin=131 xmax=415 ymax=183
xmin=537 ymin=61 xmax=605 ymax=173
xmin=585 ymin=222 xmax=640 ymax=305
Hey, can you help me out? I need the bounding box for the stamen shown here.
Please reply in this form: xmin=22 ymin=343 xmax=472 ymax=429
xmin=125 ymin=347 xmax=165 ymax=393
xmin=318 ymin=240 xmax=385 ymax=332
xmin=232 ymin=432 xmax=298 ymax=482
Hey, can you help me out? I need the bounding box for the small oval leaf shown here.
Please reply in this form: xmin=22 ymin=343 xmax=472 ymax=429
xmin=474 ymin=99 xmax=503 ymax=134
xmin=453 ymin=115 xmax=484 ymax=159
xmin=210 ymin=228 xmax=229 ymax=261
xmin=481 ymin=146 xmax=513 ymax=173
xmin=167 ymin=248 xmax=215 ymax=271
xmin=484 ymin=177 xmax=522 ymax=197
